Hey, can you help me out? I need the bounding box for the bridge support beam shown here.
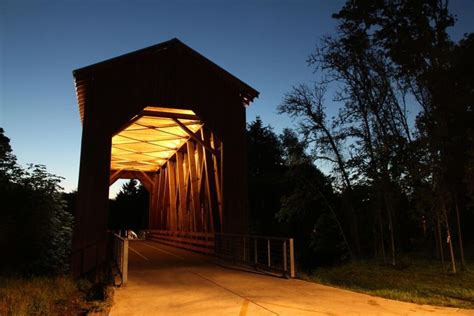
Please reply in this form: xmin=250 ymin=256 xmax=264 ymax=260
xmin=148 ymin=128 xmax=222 ymax=233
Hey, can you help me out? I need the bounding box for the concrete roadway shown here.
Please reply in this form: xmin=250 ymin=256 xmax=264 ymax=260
xmin=109 ymin=240 xmax=473 ymax=316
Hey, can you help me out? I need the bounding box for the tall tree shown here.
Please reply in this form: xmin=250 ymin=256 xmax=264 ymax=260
xmin=246 ymin=118 xmax=287 ymax=235
xmin=277 ymin=129 xmax=351 ymax=266
xmin=325 ymin=0 xmax=473 ymax=271
xmin=281 ymin=0 xmax=473 ymax=269
xmin=279 ymin=85 xmax=361 ymax=256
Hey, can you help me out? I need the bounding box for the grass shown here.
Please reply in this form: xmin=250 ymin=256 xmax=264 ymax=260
xmin=0 ymin=275 xmax=114 ymax=315
xmin=303 ymin=258 xmax=474 ymax=309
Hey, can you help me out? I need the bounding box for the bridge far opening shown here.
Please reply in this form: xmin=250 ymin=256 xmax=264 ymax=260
xmin=108 ymin=179 xmax=149 ymax=237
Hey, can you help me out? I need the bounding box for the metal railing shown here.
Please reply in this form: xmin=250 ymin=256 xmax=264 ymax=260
xmin=215 ymin=233 xmax=295 ymax=278
xmin=147 ymin=230 xmax=215 ymax=254
xmin=111 ymin=233 xmax=129 ymax=285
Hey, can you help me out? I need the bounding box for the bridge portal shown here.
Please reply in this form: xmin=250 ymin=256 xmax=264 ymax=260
xmin=72 ymin=38 xmax=258 ymax=276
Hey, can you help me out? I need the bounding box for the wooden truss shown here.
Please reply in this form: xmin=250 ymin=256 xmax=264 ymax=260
xmin=148 ymin=128 xmax=223 ymax=233
xmin=109 ymin=108 xmax=223 ymax=234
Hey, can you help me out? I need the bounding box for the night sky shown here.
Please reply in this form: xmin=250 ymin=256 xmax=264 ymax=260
xmin=1 ymin=0 xmax=473 ymax=194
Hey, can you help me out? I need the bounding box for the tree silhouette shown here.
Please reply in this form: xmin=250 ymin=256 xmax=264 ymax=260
xmin=0 ymin=128 xmax=73 ymax=275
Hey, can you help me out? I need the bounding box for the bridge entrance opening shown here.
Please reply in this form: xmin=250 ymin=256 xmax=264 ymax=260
xmin=108 ymin=106 xmax=223 ymax=237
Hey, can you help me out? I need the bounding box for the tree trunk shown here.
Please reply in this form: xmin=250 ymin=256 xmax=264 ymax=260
xmin=378 ymin=208 xmax=387 ymax=264
xmin=310 ymin=180 xmax=353 ymax=260
xmin=436 ymin=212 xmax=446 ymax=273
xmin=454 ymin=195 xmax=466 ymax=271
xmin=386 ymin=202 xmax=396 ymax=266
xmin=319 ymin=123 xmax=361 ymax=257
xmin=442 ymin=202 xmax=457 ymax=273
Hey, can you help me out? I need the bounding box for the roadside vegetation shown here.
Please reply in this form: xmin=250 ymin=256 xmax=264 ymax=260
xmin=0 ymin=129 xmax=113 ymax=315
xmin=0 ymin=276 xmax=113 ymax=315
xmin=305 ymin=258 xmax=474 ymax=309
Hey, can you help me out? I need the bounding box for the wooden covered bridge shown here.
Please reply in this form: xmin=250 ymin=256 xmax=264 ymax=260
xmin=71 ymin=38 xmax=261 ymax=276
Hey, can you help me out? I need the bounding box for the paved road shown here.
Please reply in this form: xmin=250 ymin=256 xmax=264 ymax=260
xmin=110 ymin=240 xmax=473 ymax=315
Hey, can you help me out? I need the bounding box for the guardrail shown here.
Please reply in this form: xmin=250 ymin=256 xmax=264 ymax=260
xmin=111 ymin=233 xmax=129 ymax=285
xmin=215 ymin=233 xmax=295 ymax=278
xmin=147 ymin=230 xmax=214 ymax=254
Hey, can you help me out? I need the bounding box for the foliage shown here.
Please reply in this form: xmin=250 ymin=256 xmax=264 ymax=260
xmin=247 ymin=119 xmax=350 ymax=267
xmin=277 ymin=0 xmax=474 ymax=272
xmin=246 ymin=118 xmax=288 ymax=236
xmin=0 ymin=128 xmax=73 ymax=275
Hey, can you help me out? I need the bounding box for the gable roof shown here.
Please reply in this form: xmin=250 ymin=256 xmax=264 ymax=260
xmin=73 ymin=38 xmax=259 ymax=122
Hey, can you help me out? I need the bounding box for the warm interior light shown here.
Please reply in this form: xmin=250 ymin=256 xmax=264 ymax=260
xmin=111 ymin=107 xmax=202 ymax=172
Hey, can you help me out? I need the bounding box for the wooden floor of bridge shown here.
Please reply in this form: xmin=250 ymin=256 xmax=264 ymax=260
xmin=109 ymin=240 xmax=471 ymax=315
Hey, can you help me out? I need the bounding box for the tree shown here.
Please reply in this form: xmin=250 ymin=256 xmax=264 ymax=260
xmin=109 ymin=179 xmax=149 ymax=232
xmin=280 ymin=0 xmax=474 ymax=270
xmin=332 ymin=0 xmax=473 ymax=272
xmin=246 ymin=118 xmax=287 ymax=235
xmin=305 ymin=23 xmax=415 ymax=265
xmin=0 ymin=128 xmax=73 ymax=275
xmin=277 ymin=129 xmax=351 ymax=267
xmin=279 ymin=82 xmax=361 ymax=257
xmin=0 ymin=128 xmax=23 ymax=184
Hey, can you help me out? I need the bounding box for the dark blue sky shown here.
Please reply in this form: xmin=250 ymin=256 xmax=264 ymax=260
xmin=1 ymin=0 xmax=473 ymax=193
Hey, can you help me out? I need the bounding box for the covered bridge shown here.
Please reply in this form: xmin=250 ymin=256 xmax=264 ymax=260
xmin=71 ymin=38 xmax=259 ymax=276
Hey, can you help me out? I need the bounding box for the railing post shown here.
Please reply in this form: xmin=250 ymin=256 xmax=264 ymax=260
xmin=267 ymin=239 xmax=271 ymax=268
xmin=289 ymin=238 xmax=295 ymax=278
xmin=283 ymin=240 xmax=287 ymax=274
xmin=122 ymin=238 xmax=129 ymax=284
xmin=254 ymin=238 xmax=258 ymax=266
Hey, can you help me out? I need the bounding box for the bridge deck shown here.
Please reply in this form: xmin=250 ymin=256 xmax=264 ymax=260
xmin=110 ymin=240 xmax=470 ymax=315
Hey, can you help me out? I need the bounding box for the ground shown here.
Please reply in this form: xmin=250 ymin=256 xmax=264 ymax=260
xmin=0 ymin=275 xmax=113 ymax=315
xmin=306 ymin=257 xmax=474 ymax=309
xmin=110 ymin=240 xmax=474 ymax=315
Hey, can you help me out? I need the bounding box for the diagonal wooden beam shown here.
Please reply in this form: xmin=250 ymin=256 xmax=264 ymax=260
xmin=138 ymin=171 xmax=154 ymax=187
xmin=187 ymin=141 xmax=201 ymax=231
xmin=173 ymin=119 xmax=218 ymax=156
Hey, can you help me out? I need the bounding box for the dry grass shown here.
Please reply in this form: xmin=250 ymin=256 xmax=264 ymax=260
xmin=0 ymin=276 xmax=113 ymax=315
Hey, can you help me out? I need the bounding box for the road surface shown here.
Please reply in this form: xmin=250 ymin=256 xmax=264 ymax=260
xmin=109 ymin=240 xmax=473 ymax=315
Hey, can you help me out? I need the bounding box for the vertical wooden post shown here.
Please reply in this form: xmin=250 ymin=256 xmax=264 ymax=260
xmin=254 ymin=238 xmax=258 ymax=265
xmin=267 ymin=239 xmax=271 ymax=268
xmin=148 ymin=173 xmax=159 ymax=228
xmin=219 ymin=140 xmax=224 ymax=231
xmin=168 ymin=161 xmax=177 ymax=230
xmin=123 ymin=238 xmax=129 ymax=284
xmin=176 ymin=152 xmax=186 ymax=231
xmin=183 ymin=152 xmax=190 ymax=231
xmin=283 ymin=241 xmax=287 ymax=274
xmin=243 ymin=236 xmax=246 ymax=262
xmin=289 ymin=238 xmax=295 ymax=278
xmin=161 ymin=167 xmax=169 ymax=230
xmin=187 ymin=141 xmax=201 ymax=231
xmin=210 ymin=131 xmax=222 ymax=232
